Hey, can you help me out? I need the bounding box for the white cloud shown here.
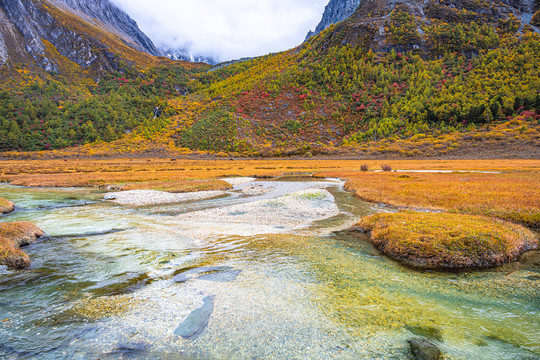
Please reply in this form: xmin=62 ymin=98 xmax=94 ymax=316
xmin=111 ymin=0 xmax=328 ymax=62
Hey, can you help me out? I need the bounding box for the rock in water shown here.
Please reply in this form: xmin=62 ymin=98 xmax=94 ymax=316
xmin=408 ymin=338 xmax=442 ymax=360
xmin=0 ymin=222 xmax=45 ymax=269
xmin=406 ymin=325 xmax=443 ymax=341
xmin=174 ymin=266 xmax=238 ymax=283
xmin=174 ymin=296 xmax=215 ymax=339
xmin=197 ymin=269 xmax=242 ymax=283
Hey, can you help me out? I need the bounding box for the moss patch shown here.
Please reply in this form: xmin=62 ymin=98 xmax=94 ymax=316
xmin=357 ymin=211 xmax=538 ymax=270
xmin=71 ymin=295 xmax=143 ymax=320
xmin=0 ymin=222 xmax=45 ymax=269
xmin=0 ymin=198 xmax=14 ymax=214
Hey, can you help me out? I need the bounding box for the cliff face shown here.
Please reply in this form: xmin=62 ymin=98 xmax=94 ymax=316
xmin=0 ymin=0 xmax=161 ymax=80
xmin=307 ymin=0 xmax=362 ymax=39
xmin=52 ymin=0 xmax=160 ymax=55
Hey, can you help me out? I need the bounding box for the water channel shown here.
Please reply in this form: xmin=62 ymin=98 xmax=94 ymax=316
xmin=0 ymin=178 xmax=538 ymax=359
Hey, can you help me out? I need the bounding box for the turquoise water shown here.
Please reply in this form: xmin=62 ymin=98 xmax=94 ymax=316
xmin=0 ymin=182 xmax=538 ymax=359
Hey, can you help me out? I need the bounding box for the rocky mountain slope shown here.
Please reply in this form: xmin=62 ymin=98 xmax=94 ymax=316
xmin=0 ymin=0 xmax=538 ymax=158
xmin=0 ymin=0 xmax=162 ymax=82
xmin=318 ymin=0 xmax=539 ymax=53
xmin=306 ymin=0 xmax=362 ymax=39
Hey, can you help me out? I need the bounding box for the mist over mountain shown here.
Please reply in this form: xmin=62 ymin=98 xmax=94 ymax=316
xmin=110 ymin=0 xmax=328 ymax=63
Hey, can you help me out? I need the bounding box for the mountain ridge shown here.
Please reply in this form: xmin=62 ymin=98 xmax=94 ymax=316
xmin=0 ymin=0 xmax=164 ymax=82
xmin=306 ymin=0 xmax=362 ymax=40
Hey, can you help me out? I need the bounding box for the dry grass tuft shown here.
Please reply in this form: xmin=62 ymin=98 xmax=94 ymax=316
xmin=0 ymin=198 xmax=14 ymax=214
xmin=358 ymin=211 xmax=538 ymax=270
xmin=0 ymin=222 xmax=45 ymax=269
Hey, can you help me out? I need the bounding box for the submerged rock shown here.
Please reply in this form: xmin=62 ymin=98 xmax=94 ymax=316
xmin=174 ymin=296 xmax=215 ymax=339
xmin=0 ymin=222 xmax=45 ymax=269
xmin=406 ymin=325 xmax=443 ymax=341
xmin=106 ymin=341 xmax=151 ymax=358
xmin=174 ymin=266 xmax=241 ymax=283
xmin=408 ymin=338 xmax=442 ymax=360
xmin=197 ymin=269 xmax=242 ymax=283
xmin=0 ymin=198 xmax=14 ymax=215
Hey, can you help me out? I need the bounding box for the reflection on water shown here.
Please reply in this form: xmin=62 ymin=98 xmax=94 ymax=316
xmin=0 ymin=182 xmax=538 ymax=359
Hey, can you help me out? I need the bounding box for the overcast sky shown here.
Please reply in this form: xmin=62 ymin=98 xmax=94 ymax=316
xmin=111 ymin=0 xmax=329 ymax=62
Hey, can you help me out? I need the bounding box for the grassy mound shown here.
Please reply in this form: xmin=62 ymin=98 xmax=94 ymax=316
xmin=0 ymin=222 xmax=45 ymax=269
xmin=357 ymin=211 xmax=538 ymax=270
xmin=0 ymin=198 xmax=14 ymax=214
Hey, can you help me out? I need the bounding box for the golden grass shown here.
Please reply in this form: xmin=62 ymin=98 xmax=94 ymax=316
xmin=0 ymin=198 xmax=14 ymax=214
xmin=1 ymin=158 xmax=538 ymax=188
xmin=318 ymin=170 xmax=540 ymax=227
xmin=0 ymin=222 xmax=45 ymax=269
xmin=358 ymin=211 xmax=538 ymax=270
xmin=121 ymin=179 xmax=232 ymax=193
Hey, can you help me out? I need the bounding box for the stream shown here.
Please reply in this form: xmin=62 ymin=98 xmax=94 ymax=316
xmin=0 ymin=178 xmax=538 ymax=359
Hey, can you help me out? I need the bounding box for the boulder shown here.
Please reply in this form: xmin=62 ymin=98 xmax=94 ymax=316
xmin=408 ymin=338 xmax=442 ymax=360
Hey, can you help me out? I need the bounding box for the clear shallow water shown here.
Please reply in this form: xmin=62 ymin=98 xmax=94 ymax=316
xmin=0 ymin=181 xmax=538 ymax=359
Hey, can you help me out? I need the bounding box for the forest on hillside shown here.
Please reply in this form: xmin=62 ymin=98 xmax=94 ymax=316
xmin=0 ymin=12 xmax=539 ymax=155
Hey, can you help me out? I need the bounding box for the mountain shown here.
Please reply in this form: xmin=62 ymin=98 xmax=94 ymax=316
xmin=163 ymin=0 xmax=539 ymax=157
xmin=306 ymin=0 xmax=362 ymax=39
xmin=0 ymin=0 xmax=538 ymax=158
xmin=0 ymin=0 xmax=162 ymax=82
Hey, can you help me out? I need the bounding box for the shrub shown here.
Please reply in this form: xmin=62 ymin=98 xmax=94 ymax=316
xmin=381 ymin=164 xmax=393 ymax=171
xmin=361 ymin=164 xmax=369 ymax=171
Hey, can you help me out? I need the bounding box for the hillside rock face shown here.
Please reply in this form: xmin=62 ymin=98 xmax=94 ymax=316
xmin=52 ymin=0 xmax=160 ymax=55
xmin=0 ymin=0 xmax=160 ymax=78
xmin=306 ymin=0 xmax=362 ymax=39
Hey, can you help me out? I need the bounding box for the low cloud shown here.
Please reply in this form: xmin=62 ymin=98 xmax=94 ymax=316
xmin=112 ymin=0 xmax=328 ymax=62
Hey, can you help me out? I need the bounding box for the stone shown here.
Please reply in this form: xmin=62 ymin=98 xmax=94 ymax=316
xmin=174 ymin=296 xmax=215 ymax=339
xmin=408 ymin=338 xmax=442 ymax=360
xmin=197 ymin=269 xmax=242 ymax=283
xmin=174 ymin=266 xmax=238 ymax=283
xmin=406 ymin=325 xmax=443 ymax=341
